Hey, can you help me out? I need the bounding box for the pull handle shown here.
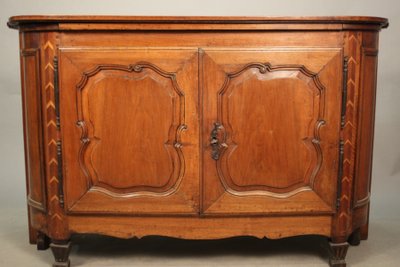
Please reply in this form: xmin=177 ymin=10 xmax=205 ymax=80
xmin=210 ymin=122 xmax=225 ymax=160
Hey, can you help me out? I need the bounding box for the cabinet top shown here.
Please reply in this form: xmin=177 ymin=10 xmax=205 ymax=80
xmin=8 ymin=15 xmax=388 ymax=31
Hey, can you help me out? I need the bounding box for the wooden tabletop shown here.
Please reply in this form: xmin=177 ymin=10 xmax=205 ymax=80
xmin=7 ymin=15 xmax=389 ymax=31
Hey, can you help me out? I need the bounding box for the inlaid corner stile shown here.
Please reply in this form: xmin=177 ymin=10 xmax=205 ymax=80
xmin=40 ymin=33 xmax=69 ymax=239
xmin=332 ymin=31 xmax=363 ymax=240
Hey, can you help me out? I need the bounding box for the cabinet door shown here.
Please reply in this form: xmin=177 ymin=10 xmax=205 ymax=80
xmin=201 ymin=48 xmax=342 ymax=215
xmin=60 ymin=48 xmax=199 ymax=215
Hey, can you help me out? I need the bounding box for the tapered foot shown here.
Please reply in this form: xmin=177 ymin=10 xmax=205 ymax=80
xmin=360 ymin=222 xmax=369 ymax=240
xmin=50 ymin=240 xmax=71 ymax=267
xmin=37 ymin=232 xmax=50 ymax=250
xmin=348 ymin=228 xmax=361 ymax=246
xmin=328 ymin=241 xmax=349 ymax=267
xmin=28 ymin=225 xmax=38 ymax=245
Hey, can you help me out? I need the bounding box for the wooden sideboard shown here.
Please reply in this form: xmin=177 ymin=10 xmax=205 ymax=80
xmin=8 ymin=15 xmax=388 ymax=267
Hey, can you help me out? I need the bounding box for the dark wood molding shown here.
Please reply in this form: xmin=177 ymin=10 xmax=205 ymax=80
xmin=7 ymin=15 xmax=389 ymax=31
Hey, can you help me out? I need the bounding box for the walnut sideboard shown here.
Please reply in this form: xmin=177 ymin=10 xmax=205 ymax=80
xmin=7 ymin=15 xmax=388 ymax=266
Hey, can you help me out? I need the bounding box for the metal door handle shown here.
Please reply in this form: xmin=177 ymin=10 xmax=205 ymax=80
xmin=210 ymin=122 xmax=223 ymax=160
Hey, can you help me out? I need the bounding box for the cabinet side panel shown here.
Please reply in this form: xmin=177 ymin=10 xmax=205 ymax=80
xmin=354 ymin=50 xmax=378 ymax=208
xmin=21 ymin=47 xmax=47 ymax=212
xmin=352 ymin=32 xmax=380 ymax=237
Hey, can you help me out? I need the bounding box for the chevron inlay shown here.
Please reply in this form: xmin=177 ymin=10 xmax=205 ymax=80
xmin=48 ymin=158 xmax=58 ymax=166
xmin=51 ymin=213 xmax=62 ymax=221
xmin=47 ymin=120 xmax=57 ymax=128
xmin=344 ymin=121 xmax=355 ymax=128
xmin=45 ymin=62 xmax=54 ymax=70
xmin=45 ymin=82 xmax=54 ymax=90
xmin=348 ymin=57 xmax=357 ymax=65
xmin=48 ymin=139 xmax=57 ymax=146
xmin=50 ymin=195 xmax=59 ymax=203
xmin=43 ymin=41 xmax=54 ymax=50
xmin=339 ymin=213 xmax=350 ymax=220
xmin=49 ymin=176 xmax=59 ymax=184
xmin=46 ymin=101 xmax=56 ymax=109
xmin=342 ymin=177 xmax=351 ymax=183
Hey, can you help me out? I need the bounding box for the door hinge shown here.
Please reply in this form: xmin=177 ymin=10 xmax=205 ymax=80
xmin=53 ymin=56 xmax=64 ymax=208
xmin=56 ymin=140 xmax=64 ymax=208
xmin=341 ymin=56 xmax=349 ymax=128
xmin=54 ymin=56 xmax=60 ymax=129
xmin=336 ymin=140 xmax=345 ymax=210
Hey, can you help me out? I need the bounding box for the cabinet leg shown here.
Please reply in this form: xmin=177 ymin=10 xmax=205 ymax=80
xmin=360 ymin=203 xmax=370 ymax=240
xmin=360 ymin=221 xmax=369 ymax=240
xmin=37 ymin=232 xmax=50 ymax=250
xmin=348 ymin=228 xmax=361 ymax=246
xmin=50 ymin=240 xmax=72 ymax=267
xmin=27 ymin=208 xmax=37 ymax=245
xmin=328 ymin=241 xmax=349 ymax=267
xmin=28 ymin=225 xmax=38 ymax=245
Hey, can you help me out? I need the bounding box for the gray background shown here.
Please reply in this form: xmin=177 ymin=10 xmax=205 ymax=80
xmin=0 ymin=0 xmax=399 ymax=266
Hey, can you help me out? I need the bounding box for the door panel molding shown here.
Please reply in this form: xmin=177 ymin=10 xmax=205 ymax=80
xmin=215 ymin=62 xmax=326 ymax=197
xmin=75 ymin=62 xmax=186 ymax=197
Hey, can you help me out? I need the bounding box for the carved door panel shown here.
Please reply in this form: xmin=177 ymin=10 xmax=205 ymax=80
xmin=59 ymin=49 xmax=199 ymax=214
xmin=201 ymin=48 xmax=343 ymax=215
